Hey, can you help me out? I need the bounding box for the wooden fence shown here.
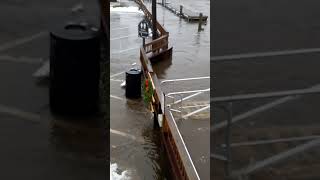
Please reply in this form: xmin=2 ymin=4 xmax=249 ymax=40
xmin=137 ymin=2 xmax=200 ymax=176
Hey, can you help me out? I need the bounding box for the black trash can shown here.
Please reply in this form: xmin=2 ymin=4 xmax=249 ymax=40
xmin=49 ymin=23 xmax=100 ymax=115
xmin=125 ymin=69 xmax=141 ymax=98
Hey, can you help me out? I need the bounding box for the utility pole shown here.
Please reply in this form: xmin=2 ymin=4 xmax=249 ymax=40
xmin=152 ymin=0 xmax=157 ymax=40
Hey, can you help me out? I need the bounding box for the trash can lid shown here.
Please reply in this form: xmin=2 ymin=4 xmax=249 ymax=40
xmin=50 ymin=22 xmax=99 ymax=40
xmin=126 ymin=69 xmax=141 ymax=75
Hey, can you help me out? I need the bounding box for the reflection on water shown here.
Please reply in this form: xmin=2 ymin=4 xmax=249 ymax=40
xmin=151 ymin=57 xmax=173 ymax=79
xmin=49 ymin=114 xmax=107 ymax=161
xmin=125 ymin=99 xmax=167 ymax=179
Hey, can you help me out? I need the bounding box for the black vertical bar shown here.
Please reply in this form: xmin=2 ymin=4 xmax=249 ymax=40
xmin=98 ymin=1 xmax=110 ymax=179
xmin=225 ymin=102 xmax=233 ymax=177
xmin=198 ymin=13 xmax=203 ymax=32
xmin=152 ymin=0 xmax=157 ymax=40
xmin=143 ymin=37 xmax=145 ymax=47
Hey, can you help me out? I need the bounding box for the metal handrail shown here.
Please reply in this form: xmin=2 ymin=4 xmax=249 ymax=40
xmin=165 ymin=93 xmax=183 ymax=119
xmin=168 ymin=110 xmax=201 ymax=180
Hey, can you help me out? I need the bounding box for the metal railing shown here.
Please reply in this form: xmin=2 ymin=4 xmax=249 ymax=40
xmin=161 ymin=76 xmax=210 ymax=119
xmin=212 ymin=87 xmax=320 ymax=179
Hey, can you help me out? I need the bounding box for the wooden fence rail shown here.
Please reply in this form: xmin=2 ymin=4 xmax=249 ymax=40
xmin=140 ymin=46 xmax=200 ymax=180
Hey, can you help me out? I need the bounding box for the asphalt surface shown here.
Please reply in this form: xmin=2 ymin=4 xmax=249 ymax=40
xmin=0 ymin=0 xmax=107 ymax=179
xmin=212 ymin=0 xmax=320 ymax=179
xmin=213 ymin=0 xmax=320 ymax=56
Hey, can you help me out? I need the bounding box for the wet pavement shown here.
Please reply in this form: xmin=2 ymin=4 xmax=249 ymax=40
xmin=110 ymin=0 xmax=209 ymax=179
xmin=212 ymin=0 xmax=320 ymax=179
xmin=0 ymin=0 xmax=106 ymax=179
xmin=110 ymin=2 xmax=163 ymax=179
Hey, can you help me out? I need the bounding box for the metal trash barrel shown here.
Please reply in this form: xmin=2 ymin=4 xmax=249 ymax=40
xmin=49 ymin=23 xmax=100 ymax=115
xmin=125 ymin=69 xmax=141 ymax=98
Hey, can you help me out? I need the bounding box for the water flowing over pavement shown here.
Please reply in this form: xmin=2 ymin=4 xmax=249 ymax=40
xmin=111 ymin=0 xmax=210 ymax=179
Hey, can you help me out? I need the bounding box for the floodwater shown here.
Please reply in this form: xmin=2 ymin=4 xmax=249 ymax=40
xmin=0 ymin=0 xmax=107 ymax=179
xmin=211 ymin=0 xmax=320 ymax=180
xmin=110 ymin=0 xmax=210 ymax=179
xmin=212 ymin=0 xmax=320 ymax=179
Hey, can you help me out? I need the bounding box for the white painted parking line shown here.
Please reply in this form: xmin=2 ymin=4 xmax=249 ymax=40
xmin=110 ymin=79 xmax=123 ymax=82
xmin=110 ymin=71 xmax=125 ymax=78
xmin=173 ymin=92 xmax=203 ymax=104
xmin=223 ymin=136 xmax=320 ymax=147
xmin=0 ymin=55 xmax=43 ymax=64
xmin=212 ymin=84 xmax=320 ymax=131
xmin=111 ymin=47 xmax=139 ymax=54
xmin=0 ymin=104 xmax=41 ymax=123
xmin=211 ymin=153 xmax=227 ymax=161
xmin=211 ymin=87 xmax=320 ymax=102
xmin=212 ymin=48 xmax=320 ymax=62
xmin=110 ymin=128 xmax=144 ymax=143
xmin=181 ymin=104 xmax=210 ymax=109
xmin=161 ymin=76 xmax=210 ymax=84
xmin=111 ymin=34 xmax=137 ymax=41
xmin=110 ymin=95 xmax=124 ymax=101
xmin=213 ymin=96 xmax=295 ymax=131
xmin=182 ymin=105 xmax=210 ymax=119
xmin=111 ymin=26 xmax=129 ymax=31
xmin=231 ymin=138 xmax=320 ymax=178
xmin=0 ymin=31 xmax=47 ymax=52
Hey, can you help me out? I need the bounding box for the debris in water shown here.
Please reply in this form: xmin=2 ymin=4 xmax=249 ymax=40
xmin=110 ymin=163 xmax=130 ymax=180
xmin=120 ymin=81 xmax=126 ymax=88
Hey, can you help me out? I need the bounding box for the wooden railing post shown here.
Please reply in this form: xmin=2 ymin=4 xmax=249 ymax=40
xmin=198 ymin=13 xmax=204 ymax=32
xmin=180 ymin=5 xmax=183 ymax=16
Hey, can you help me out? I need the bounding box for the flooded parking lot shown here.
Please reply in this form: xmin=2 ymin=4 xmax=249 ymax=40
xmin=0 ymin=0 xmax=210 ymax=179
xmin=212 ymin=0 xmax=320 ymax=179
xmin=110 ymin=0 xmax=210 ymax=179
xmin=0 ymin=0 xmax=106 ymax=179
